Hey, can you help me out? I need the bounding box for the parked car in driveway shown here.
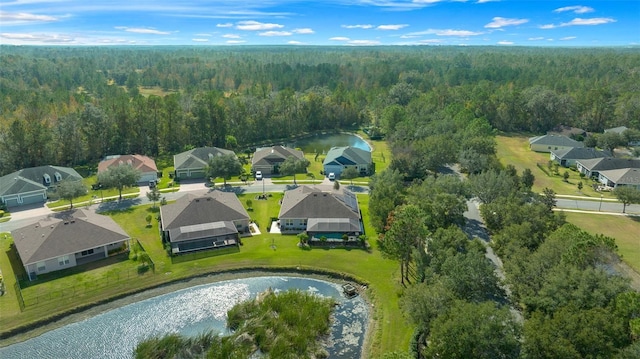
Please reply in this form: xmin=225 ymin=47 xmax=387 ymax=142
xmin=255 ymin=171 xmax=263 ymax=180
xmin=328 ymin=172 xmax=335 ymax=181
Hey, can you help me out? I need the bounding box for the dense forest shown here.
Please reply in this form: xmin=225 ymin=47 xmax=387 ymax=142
xmin=1 ymin=46 xmax=639 ymax=176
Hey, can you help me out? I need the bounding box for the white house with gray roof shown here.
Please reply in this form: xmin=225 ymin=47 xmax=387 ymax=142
xmin=529 ymin=134 xmax=584 ymax=153
xmin=322 ymin=146 xmax=372 ymax=178
xmin=550 ymin=147 xmax=612 ymax=168
xmin=160 ymin=191 xmax=250 ymax=254
xmin=598 ymin=168 xmax=640 ymax=190
xmin=576 ymin=158 xmax=640 ymax=178
xmin=173 ymin=146 xmax=236 ymax=180
xmin=278 ymin=186 xmax=362 ymax=241
xmin=12 ymin=209 xmax=130 ymax=280
xmin=0 ymin=165 xmax=83 ymax=208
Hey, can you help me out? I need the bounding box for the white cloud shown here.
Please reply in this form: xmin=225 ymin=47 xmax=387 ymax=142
xmin=528 ymin=37 xmax=544 ymax=40
xmin=226 ymin=40 xmax=246 ymax=44
xmin=0 ymin=10 xmax=60 ymax=25
xmin=553 ymin=6 xmax=594 ymax=14
xmin=540 ymin=17 xmax=616 ymax=29
xmin=216 ymin=23 xmax=233 ymax=28
xmin=484 ymin=17 xmax=528 ymax=28
xmin=236 ymin=20 xmax=284 ymax=31
xmin=115 ymin=26 xmax=171 ymax=35
xmin=348 ymin=39 xmax=381 ymax=46
xmin=192 ymin=38 xmax=209 ymax=42
xmin=342 ymin=24 xmax=374 ymax=29
xmin=497 ymin=40 xmax=513 ymax=45
xmin=1 ymin=32 xmax=74 ymax=43
xmin=292 ymin=28 xmax=314 ymax=34
xmin=222 ymin=34 xmax=241 ymax=39
xmin=476 ymin=0 xmax=499 ymax=3
xmin=377 ymin=24 xmax=408 ymax=30
xmin=259 ymin=31 xmax=292 ymax=37
xmin=560 ymin=36 xmax=577 ymax=40
xmin=418 ymin=39 xmax=442 ymax=43
xmin=288 ymin=40 xmax=304 ymax=45
xmin=330 ymin=36 xmax=350 ymax=41
xmin=409 ymin=28 xmax=484 ymax=36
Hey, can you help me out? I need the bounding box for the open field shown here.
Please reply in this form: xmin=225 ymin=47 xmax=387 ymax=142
xmin=496 ymin=135 xmax=616 ymax=199
xmin=0 ymin=194 xmax=410 ymax=356
xmin=563 ymin=212 xmax=640 ymax=273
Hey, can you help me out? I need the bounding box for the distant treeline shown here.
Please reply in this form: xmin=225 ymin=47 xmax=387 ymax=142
xmin=0 ymin=46 xmax=638 ymax=175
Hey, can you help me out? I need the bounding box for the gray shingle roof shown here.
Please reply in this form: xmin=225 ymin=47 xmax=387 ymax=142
xmin=551 ymin=147 xmax=611 ymax=160
xmin=160 ymin=191 xmax=249 ymax=231
xmin=173 ymin=147 xmax=236 ymax=170
xmin=599 ymin=168 xmax=640 ymax=185
xmin=323 ymin=146 xmax=372 ymax=166
xmin=278 ymin=186 xmax=360 ymax=220
xmin=252 ymin=146 xmax=304 ymax=167
xmin=11 ymin=209 xmax=130 ymax=265
xmin=604 ymin=126 xmax=628 ymax=134
xmin=529 ymin=135 xmax=585 ymax=148
xmin=0 ymin=166 xmax=83 ymax=196
xmin=577 ymin=158 xmax=640 ymax=172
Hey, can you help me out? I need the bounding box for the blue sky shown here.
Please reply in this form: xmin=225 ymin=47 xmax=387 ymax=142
xmin=1 ymin=0 xmax=638 ymax=46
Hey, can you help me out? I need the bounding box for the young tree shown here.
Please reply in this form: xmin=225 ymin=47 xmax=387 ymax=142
xmin=577 ymin=181 xmax=583 ymax=192
xmin=379 ymin=204 xmax=428 ymax=285
xmin=541 ymin=187 xmax=557 ymax=212
xmin=563 ymin=170 xmax=570 ymax=182
xmin=278 ymin=156 xmax=310 ymax=185
xmin=56 ymin=179 xmax=87 ymax=209
xmin=521 ymin=168 xmax=535 ymax=192
xmin=146 ymin=186 xmax=162 ymax=209
xmin=340 ymin=167 xmax=360 ymax=186
xmin=205 ymin=153 xmax=242 ymax=186
xmin=98 ymin=164 xmax=141 ymax=201
xmin=614 ymin=186 xmax=640 ymax=214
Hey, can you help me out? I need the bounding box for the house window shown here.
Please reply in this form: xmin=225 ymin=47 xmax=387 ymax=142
xmin=81 ymin=249 xmax=94 ymax=256
xmin=54 ymin=172 xmax=62 ymax=182
xmin=301 ymin=219 xmax=307 ymax=226
xmin=284 ymin=219 xmax=294 ymax=227
xmin=37 ymin=262 xmax=46 ymax=272
xmin=58 ymin=255 xmax=70 ymax=266
xmin=43 ymin=173 xmax=51 ymax=184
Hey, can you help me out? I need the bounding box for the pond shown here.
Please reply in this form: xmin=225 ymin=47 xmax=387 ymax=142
xmin=0 ymin=276 xmax=369 ymax=359
xmin=287 ymin=133 xmax=371 ymax=154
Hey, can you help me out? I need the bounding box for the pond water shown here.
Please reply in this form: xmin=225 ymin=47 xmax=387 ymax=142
xmin=288 ymin=133 xmax=371 ymax=154
xmin=0 ymin=276 xmax=368 ymax=359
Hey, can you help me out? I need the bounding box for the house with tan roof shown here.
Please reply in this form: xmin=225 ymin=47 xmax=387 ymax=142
xmin=252 ymin=146 xmax=305 ymax=175
xmin=598 ymin=168 xmax=640 ymax=190
xmin=98 ymin=154 xmax=158 ymax=185
xmin=173 ymin=146 xmax=236 ymax=180
xmin=278 ymin=186 xmax=362 ymax=242
xmin=11 ymin=209 xmax=130 ymax=280
xmin=0 ymin=165 xmax=83 ymax=208
xmin=160 ymin=191 xmax=250 ymax=255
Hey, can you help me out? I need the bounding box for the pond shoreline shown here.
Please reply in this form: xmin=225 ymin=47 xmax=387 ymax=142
xmin=0 ymin=268 xmax=374 ymax=358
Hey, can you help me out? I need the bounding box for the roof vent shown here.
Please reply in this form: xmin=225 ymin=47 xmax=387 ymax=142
xmin=35 ymin=224 xmax=39 ymax=228
xmin=207 ymin=198 xmax=211 ymax=201
xmin=195 ymin=199 xmax=200 ymax=202
xmin=64 ymin=221 xmax=69 ymax=225
xmin=70 ymin=220 xmax=75 ymax=223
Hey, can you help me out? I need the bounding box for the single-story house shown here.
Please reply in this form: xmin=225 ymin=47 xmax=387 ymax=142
xmin=550 ymin=147 xmax=612 ymax=168
xmin=278 ymin=186 xmax=362 ymax=241
xmin=323 ymin=146 xmax=372 ymax=178
xmin=11 ymin=209 xmax=130 ymax=281
xmin=173 ymin=147 xmax=236 ymax=180
xmin=0 ymin=165 xmax=83 ymax=208
xmin=98 ymin=154 xmax=158 ymax=185
xmin=547 ymin=125 xmax=587 ymax=139
xmin=604 ymin=126 xmax=640 ymax=146
xmin=598 ymin=168 xmax=640 ymax=190
xmin=529 ymin=134 xmax=584 ymax=153
xmin=252 ymin=146 xmax=305 ymax=175
xmin=576 ymin=158 xmax=640 ymax=178
xmin=160 ymin=191 xmax=250 ymax=254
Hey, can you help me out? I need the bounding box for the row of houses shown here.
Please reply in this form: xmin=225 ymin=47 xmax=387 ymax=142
xmin=1 ymin=145 xmax=373 ymax=209
xmin=11 ymin=185 xmax=362 ymax=280
xmin=529 ymin=133 xmax=640 ymax=190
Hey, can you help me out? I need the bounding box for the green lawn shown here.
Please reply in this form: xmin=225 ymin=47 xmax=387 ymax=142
xmin=564 ymin=212 xmax=640 ymax=273
xmin=0 ymin=194 xmax=410 ymax=357
xmin=496 ymin=135 xmax=616 ymax=198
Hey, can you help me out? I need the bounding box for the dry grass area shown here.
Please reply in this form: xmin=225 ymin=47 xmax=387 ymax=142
xmin=139 ymin=86 xmax=178 ymax=97
xmin=563 ymin=212 xmax=640 ymax=274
